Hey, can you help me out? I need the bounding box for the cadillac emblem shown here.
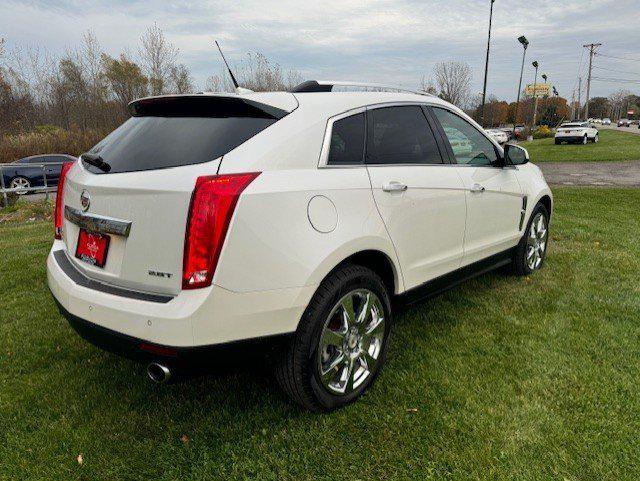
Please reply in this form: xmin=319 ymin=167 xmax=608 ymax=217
xmin=80 ymin=190 xmax=91 ymax=212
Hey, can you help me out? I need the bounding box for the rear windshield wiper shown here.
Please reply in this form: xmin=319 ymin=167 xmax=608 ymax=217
xmin=81 ymin=152 xmax=111 ymax=173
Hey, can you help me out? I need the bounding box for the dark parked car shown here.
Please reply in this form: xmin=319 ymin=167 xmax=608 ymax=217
xmin=1 ymin=154 xmax=76 ymax=194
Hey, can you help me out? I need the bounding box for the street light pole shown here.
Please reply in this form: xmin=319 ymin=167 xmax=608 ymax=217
xmin=531 ymin=60 xmax=539 ymax=127
xmin=514 ymin=36 xmax=529 ymax=133
xmin=480 ymin=0 xmax=495 ymax=127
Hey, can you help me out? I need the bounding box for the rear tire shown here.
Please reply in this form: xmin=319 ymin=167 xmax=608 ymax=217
xmin=274 ymin=264 xmax=392 ymax=412
xmin=593 ymin=134 xmax=599 ymax=143
xmin=582 ymin=134 xmax=588 ymax=145
xmin=554 ymin=139 xmax=561 ymax=145
xmin=511 ymin=203 xmax=550 ymax=276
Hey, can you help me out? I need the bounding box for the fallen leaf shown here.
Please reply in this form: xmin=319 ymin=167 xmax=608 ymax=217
xmin=180 ymin=434 xmax=189 ymax=444
xmin=77 ymin=454 xmax=83 ymax=465
xmin=56 ymin=346 xmax=61 ymax=352
xmin=407 ymin=408 xmax=418 ymax=413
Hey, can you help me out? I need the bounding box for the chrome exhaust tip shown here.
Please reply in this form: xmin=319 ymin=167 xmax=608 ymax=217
xmin=147 ymin=362 xmax=171 ymax=384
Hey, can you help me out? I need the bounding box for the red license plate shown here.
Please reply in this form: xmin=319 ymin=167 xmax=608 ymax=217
xmin=75 ymin=229 xmax=110 ymax=268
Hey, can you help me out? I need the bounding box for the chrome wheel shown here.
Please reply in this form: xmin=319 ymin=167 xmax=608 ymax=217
xmin=526 ymin=212 xmax=548 ymax=271
xmin=594 ymin=134 xmax=599 ymax=143
xmin=582 ymin=135 xmax=588 ymax=145
xmin=10 ymin=177 xmax=30 ymax=195
xmin=317 ymin=289 xmax=385 ymax=395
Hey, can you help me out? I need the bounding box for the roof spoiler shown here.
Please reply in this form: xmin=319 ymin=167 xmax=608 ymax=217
xmin=128 ymin=94 xmax=289 ymax=119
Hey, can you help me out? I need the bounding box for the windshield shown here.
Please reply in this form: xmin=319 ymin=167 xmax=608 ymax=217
xmin=84 ymin=96 xmax=287 ymax=174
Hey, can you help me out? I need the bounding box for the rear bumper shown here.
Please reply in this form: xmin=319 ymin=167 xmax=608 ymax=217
xmin=54 ymin=297 xmax=291 ymax=365
xmin=555 ymin=135 xmax=585 ymax=142
xmin=47 ymin=242 xmax=315 ymax=347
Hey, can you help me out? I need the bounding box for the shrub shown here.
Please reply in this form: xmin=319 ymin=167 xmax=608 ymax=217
xmin=0 ymin=128 xmax=107 ymax=163
xmin=532 ymin=125 xmax=554 ymax=139
xmin=0 ymin=192 xmax=19 ymax=208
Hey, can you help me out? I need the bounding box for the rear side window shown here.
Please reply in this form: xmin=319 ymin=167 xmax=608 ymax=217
xmin=85 ymin=96 xmax=287 ymax=174
xmin=366 ymin=106 xmax=443 ymax=165
xmin=328 ymin=113 xmax=365 ymax=165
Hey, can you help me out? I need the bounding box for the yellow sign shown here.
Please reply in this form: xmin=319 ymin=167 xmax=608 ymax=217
xmin=525 ymin=83 xmax=552 ymax=97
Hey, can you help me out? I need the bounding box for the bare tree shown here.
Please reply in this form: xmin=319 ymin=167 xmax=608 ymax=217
xmin=205 ymin=52 xmax=303 ymax=93
xmin=169 ymin=63 xmax=194 ymax=94
xmin=138 ymin=24 xmax=178 ymax=95
xmin=420 ymin=75 xmax=436 ymax=95
xmin=433 ymin=61 xmax=472 ymax=108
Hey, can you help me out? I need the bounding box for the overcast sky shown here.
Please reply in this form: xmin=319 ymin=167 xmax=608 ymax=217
xmin=2 ymin=0 xmax=639 ymax=101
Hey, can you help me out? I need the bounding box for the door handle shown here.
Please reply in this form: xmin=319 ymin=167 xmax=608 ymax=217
xmin=382 ymin=181 xmax=408 ymax=193
xmin=471 ymin=183 xmax=486 ymax=193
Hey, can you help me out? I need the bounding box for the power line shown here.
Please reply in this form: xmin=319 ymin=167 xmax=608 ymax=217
xmin=592 ymin=76 xmax=640 ymax=84
xmin=593 ymin=65 xmax=640 ymax=76
xmin=595 ymin=52 xmax=640 ymax=63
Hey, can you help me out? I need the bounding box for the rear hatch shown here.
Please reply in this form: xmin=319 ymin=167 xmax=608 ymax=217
xmin=61 ymin=93 xmax=295 ymax=296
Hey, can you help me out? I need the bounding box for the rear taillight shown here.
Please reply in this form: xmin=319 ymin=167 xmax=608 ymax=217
xmin=182 ymin=172 xmax=260 ymax=289
xmin=54 ymin=162 xmax=73 ymax=239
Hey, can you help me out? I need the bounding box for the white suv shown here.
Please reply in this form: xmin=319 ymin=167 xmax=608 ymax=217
xmin=47 ymin=81 xmax=552 ymax=411
xmin=555 ymin=121 xmax=599 ymax=145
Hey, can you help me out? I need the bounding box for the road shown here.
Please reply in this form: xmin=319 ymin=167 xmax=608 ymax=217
xmin=538 ymin=160 xmax=640 ymax=188
xmin=600 ymin=124 xmax=640 ymax=135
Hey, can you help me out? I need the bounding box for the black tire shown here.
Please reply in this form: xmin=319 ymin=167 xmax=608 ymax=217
xmin=582 ymin=134 xmax=588 ymax=145
xmin=511 ymin=203 xmax=550 ymax=276
xmin=554 ymin=139 xmax=561 ymax=145
xmin=274 ymin=264 xmax=392 ymax=412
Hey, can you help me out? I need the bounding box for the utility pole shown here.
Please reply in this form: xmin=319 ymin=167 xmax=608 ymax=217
xmin=480 ymin=0 xmax=496 ymax=127
xmin=583 ymin=43 xmax=602 ymax=120
xmin=577 ymin=77 xmax=582 ymax=119
xmin=531 ymin=61 xmax=539 ymax=127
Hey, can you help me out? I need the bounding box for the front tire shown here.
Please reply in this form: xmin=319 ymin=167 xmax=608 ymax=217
xmin=582 ymin=134 xmax=588 ymax=145
xmin=511 ymin=203 xmax=550 ymax=276
xmin=275 ymin=264 xmax=392 ymax=412
xmin=10 ymin=176 xmax=31 ymax=195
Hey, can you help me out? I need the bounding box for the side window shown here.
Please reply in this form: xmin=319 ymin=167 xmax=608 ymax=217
xmin=327 ymin=113 xmax=365 ymax=165
xmin=432 ymin=108 xmax=498 ymax=166
xmin=367 ymin=106 xmax=443 ymax=165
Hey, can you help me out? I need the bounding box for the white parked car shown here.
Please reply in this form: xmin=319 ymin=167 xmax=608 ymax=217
xmin=554 ymin=122 xmax=599 ymax=145
xmin=47 ymin=81 xmax=553 ymax=411
xmin=602 ymin=118 xmax=611 ymax=126
xmin=485 ymin=128 xmax=509 ymax=144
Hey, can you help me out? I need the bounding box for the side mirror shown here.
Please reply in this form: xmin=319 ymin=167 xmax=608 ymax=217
xmin=504 ymin=143 xmax=529 ymax=165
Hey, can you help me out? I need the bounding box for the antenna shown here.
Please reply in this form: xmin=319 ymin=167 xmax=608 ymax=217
xmin=214 ymin=40 xmax=239 ymax=90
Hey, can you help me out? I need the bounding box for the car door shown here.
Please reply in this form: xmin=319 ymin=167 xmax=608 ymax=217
xmin=429 ymin=106 xmax=524 ymax=266
xmin=365 ymin=105 xmax=467 ymax=290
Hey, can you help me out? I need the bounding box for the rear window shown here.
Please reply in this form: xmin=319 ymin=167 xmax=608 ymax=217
xmin=84 ymin=96 xmax=287 ymax=174
xmin=328 ymin=113 xmax=365 ymax=165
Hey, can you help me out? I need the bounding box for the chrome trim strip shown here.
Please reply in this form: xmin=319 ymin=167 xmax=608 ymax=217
xmin=64 ymin=206 xmax=132 ymax=237
xmin=53 ymin=250 xmax=173 ymax=303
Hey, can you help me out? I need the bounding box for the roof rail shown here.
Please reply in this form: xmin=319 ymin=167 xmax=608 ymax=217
xmin=291 ymin=80 xmax=435 ymax=97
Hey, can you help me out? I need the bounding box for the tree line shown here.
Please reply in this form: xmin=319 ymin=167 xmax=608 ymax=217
xmin=0 ymin=27 xmax=304 ymax=138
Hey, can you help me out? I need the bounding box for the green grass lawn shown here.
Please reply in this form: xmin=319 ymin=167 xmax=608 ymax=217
xmin=524 ymin=129 xmax=640 ymax=162
xmin=1 ymin=188 xmax=639 ymax=480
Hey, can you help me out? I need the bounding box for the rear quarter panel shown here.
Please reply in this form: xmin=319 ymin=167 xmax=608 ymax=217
xmin=214 ymin=167 xmax=402 ymax=294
